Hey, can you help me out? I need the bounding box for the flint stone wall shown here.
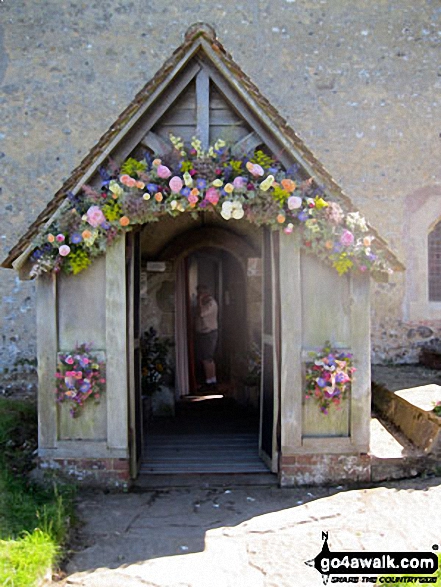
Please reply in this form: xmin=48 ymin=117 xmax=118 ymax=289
xmin=1 ymin=0 xmax=441 ymax=372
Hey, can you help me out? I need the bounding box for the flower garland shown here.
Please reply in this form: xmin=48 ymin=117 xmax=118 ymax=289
xmin=304 ymin=343 xmax=355 ymax=414
xmin=30 ymin=135 xmax=393 ymax=278
xmin=55 ymin=344 xmax=106 ymax=417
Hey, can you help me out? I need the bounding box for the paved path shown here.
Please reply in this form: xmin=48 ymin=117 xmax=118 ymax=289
xmin=62 ymin=476 xmax=441 ymax=587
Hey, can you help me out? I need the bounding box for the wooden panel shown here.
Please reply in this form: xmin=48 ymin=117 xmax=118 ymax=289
xmin=302 ymin=397 xmax=350 ymax=437
xmin=36 ymin=275 xmax=58 ymax=449
xmin=209 ymin=124 xmax=250 ymax=146
xmin=106 ymin=236 xmax=129 ymax=453
xmin=196 ymin=69 xmax=210 ymax=149
xmin=58 ymin=393 xmax=107 ymax=441
xmin=301 ymin=253 xmax=351 ymax=347
xmin=58 ymin=256 xmax=106 ymax=350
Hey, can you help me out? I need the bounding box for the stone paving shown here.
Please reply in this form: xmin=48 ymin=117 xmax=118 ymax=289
xmin=61 ymin=475 xmax=441 ymax=587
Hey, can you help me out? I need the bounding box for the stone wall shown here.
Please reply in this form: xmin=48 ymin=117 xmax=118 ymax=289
xmin=1 ymin=0 xmax=441 ymax=371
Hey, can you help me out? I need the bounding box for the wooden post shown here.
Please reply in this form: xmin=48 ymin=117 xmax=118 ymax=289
xmin=279 ymin=234 xmax=303 ymax=452
xmin=106 ymin=236 xmax=129 ymax=454
xmin=36 ymin=274 xmax=58 ymax=449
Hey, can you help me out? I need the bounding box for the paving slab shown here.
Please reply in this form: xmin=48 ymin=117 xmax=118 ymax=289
xmin=61 ymin=476 xmax=441 ymax=587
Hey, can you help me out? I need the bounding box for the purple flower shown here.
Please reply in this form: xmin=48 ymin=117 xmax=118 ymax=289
xmin=335 ymin=372 xmax=349 ymax=383
xmin=147 ymin=183 xmax=158 ymax=193
xmin=196 ymin=178 xmax=207 ymax=189
xmin=101 ymin=221 xmax=111 ymax=230
xmin=317 ymin=378 xmax=327 ymax=388
xmin=298 ymin=211 xmax=309 ymax=222
xmin=70 ymin=232 xmax=82 ymax=244
xmin=333 ymin=243 xmax=343 ymax=253
xmin=80 ymin=381 xmax=91 ymax=393
xmin=181 ymin=187 xmax=191 ymax=197
xmin=340 ymin=229 xmax=355 ymax=247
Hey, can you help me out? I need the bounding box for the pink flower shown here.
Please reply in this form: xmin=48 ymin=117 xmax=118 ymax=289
xmin=56 ymin=233 xmax=65 ymax=242
xmin=205 ymin=187 xmax=220 ymax=205
xmin=188 ymin=193 xmax=198 ymax=205
xmin=157 ymin=165 xmax=171 ymax=179
xmin=169 ymin=176 xmax=183 ymax=192
xmin=340 ymin=229 xmax=354 ymax=247
xmin=65 ymin=356 xmax=74 ymax=365
xmin=59 ymin=244 xmax=71 ymax=256
xmin=120 ymin=174 xmax=136 ymax=187
xmin=287 ymin=196 xmax=302 ymax=210
xmin=246 ymin=162 xmax=264 ymax=177
xmin=233 ymin=176 xmax=246 ymax=189
xmin=86 ymin=205 xmax=106 ymax=227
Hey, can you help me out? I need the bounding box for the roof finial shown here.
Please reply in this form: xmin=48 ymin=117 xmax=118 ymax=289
xmin=185 ymin=22 xmax=216 ymax=42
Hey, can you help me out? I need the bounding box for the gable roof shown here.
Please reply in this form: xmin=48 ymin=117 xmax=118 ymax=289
xmin=2 ymin=22 xmax=404 ymax=273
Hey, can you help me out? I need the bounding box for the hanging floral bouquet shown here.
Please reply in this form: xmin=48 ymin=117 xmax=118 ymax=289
xmin=55 ymin=344 xmax=106 ymax=417
xmin=30 ymin=134 xmax=393 ymax=278
xmin=304 ymin=342 xmax=355 ymax=414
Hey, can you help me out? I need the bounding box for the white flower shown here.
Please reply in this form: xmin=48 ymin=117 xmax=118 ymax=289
xmin=109 ymin=180 xmax=124 ymax=198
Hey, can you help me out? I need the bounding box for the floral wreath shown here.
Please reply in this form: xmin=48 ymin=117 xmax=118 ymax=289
xmin=55 ymin=343 xmax=106 ymax=417
xmin=304 ymin=342 xmax=355 ymax=414
xmin=30 ymin=135 xmax=393 ymax=278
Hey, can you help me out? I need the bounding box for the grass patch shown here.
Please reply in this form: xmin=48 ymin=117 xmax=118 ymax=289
xmin=0 ymin=398 xmax=75 ymax=586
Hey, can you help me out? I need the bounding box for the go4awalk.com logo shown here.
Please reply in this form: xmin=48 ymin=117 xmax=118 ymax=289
xmin=305 ymin=532 xmax=440 ymax=585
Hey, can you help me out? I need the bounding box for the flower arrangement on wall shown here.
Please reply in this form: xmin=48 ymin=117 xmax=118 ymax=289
xmin=55 ymin=344 xmax=106 ymax=417
xmin=304 ymin=343 xmax=355 ymax=414
xmin=30 ymin=135 xmax=392 ymax=278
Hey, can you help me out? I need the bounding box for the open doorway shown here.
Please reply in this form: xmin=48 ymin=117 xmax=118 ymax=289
xmin=138 ymin=225 xmax=270 ymax=474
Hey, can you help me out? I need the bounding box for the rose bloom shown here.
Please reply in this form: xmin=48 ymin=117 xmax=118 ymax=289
xmin=119 ymin=216 xmax=130 ymax=227
xmin=82 ymin=229 xmax=92 ymax=240
xmin=340 ymin=229 xmax=354 ymax=247
xmin=169 ymin=176 xmax=183 ymax=192
xmin=287 ymin=195 xmax=302 ymax=210
xmin=59 ymin=244 xmax=71 ymax=257
xmin=188 ymin=193 xmax=198 ymax=205
xmin=233 ymin=176 xmax=245 ymax=189
xmin=120 ymin=174 xmax=137 ymax=187
xmin=205 ymin=187 xmax=220 ymax=205
xmin=281 ymin=179 xmax=296 ymax=193
xmin=157 ymin=165 xmax=171 ymax=179
xmin=86 ymin=205 xmax=106 ymax=227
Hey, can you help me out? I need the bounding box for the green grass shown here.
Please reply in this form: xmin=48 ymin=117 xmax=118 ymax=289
xmin=0 ymin=398 xmax=75 ymax=586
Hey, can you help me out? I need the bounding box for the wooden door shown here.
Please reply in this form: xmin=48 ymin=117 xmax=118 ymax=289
xmin=259 ymin=228 xmax=281 ymax=472
xmin=126 ymin=231 xmax=142 ymax=477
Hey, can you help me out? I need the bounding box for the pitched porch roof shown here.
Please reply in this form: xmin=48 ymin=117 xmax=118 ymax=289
xmin=2 ymin=22 xmax=404 ymax=274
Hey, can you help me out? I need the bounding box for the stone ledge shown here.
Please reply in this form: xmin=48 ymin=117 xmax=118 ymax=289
xmin=372 ymin=382 xmax=441 ymax=455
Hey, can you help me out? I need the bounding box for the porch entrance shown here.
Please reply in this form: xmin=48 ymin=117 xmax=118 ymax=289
xmin=128 ymin=221 xmax=280 ymax=476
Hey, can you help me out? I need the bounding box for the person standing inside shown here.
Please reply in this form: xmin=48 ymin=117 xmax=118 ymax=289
xmin=195 ymin=284 xmax=218 ymax=388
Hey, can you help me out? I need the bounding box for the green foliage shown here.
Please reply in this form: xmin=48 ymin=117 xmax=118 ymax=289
xmin=103 ymin=200 xmax=123 ymax=221
xmin=66 ymin=249 xmax=92 ymax=275
xmin=120 ymin=157 xmax=147 ymax=177
xmin=0 ymin=530 xmax=58 ymax=587
xmin=0 ymin=399 xmax=75 ymax=585
xmin=227 ymin=159 xmax=243 ymax=174
xmin=180 ymin=160 xmax=194 ymax=172
xmin=272 ymin=184 xmax=290 ymax=205
xmin=251 ymin=149 xmax=275 ymax=169
xmin=433 ymin=401 xmax=441 ymax=417
xmin=332 ymin=253 xmax=354 ymax=276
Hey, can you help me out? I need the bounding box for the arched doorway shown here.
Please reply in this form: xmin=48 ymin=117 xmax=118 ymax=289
xmin=136 ymin=219 xmax=270 ymax=474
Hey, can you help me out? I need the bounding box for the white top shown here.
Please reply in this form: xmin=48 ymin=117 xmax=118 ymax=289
xmin=195 ymin=297 xmax=218 ymax=333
